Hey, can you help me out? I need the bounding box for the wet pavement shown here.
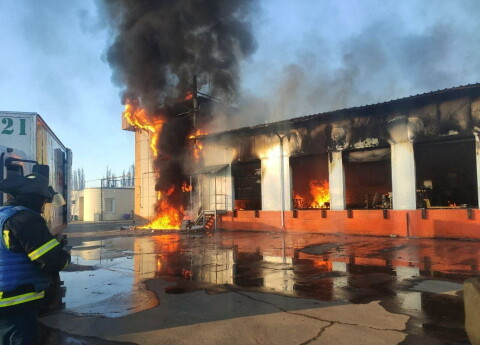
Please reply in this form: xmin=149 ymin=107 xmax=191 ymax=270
xmin=39 ymin=228 xmax=480 ymax=344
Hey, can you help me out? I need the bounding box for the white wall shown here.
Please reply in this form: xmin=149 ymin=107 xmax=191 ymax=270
xmin=70 ymin=190 xmax=82 ymax=220
xmin=81 ymin=187 xmax=134 ymax=221
xmin=259 ymin=141 xmax=292 ymax=211
xmin=390 ymin=142 xmax=416 ymax=210
xmin=328 ymin=151 xmax=346 ymax=210
xmin=135 ymin=130 xmax=157 ymax=220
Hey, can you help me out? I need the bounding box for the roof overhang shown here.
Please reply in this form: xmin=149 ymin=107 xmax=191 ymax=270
xmin=188 ymin=164 xmax=228 ymax=175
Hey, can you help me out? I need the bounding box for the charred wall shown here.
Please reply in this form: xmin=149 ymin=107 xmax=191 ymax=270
xmin=415 ymin=139 xmax=478 ymax=207
xmin=232 ymin=161 xmax=261 ymax=210
xmin=343 ymin=148 xmax=392 ymax=209
xmin=207 ymin=85 xmax=480 ymax=160
xmin=200 ymin=85 xmax=480 ymax=211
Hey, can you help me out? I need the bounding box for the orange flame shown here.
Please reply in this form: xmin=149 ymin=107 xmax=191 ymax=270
xmin=150 ymin=131 xmax=160 ymax=157
xmin=141 ymin=201 xmax=184 ymax=230
xmin=188 ymin=129 xmax=208 ymax=161
xmin=123 ymin=100 xmax=162 ymax=157
xmin=123 ymin=101 xmax=183 ymax=230
xmin=309 ymin=180 xmax=330 ymax=208
xmin=152 ymin=235 xmax=180 ymax=254
xmin=193 ymin=140 xmax=204 ymax=160
xmin=165 ymin=186 xmax=175 ymax=196
xmin=188 ymin=129 xmax=208 ymax=139
xmin=140 ymin=186 xmax=184 ymax=230
xmin=181 ymin=182 xmax=192 ymax=192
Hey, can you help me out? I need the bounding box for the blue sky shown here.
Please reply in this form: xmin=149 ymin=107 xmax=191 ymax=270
xmin=1 ymin=0 xmax=479 ymax=184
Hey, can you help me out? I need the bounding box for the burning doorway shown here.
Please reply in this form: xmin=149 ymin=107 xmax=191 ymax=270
xmin=290 ymin=154 xmax=330 ymax=209
xmin=414 ymin=139 xmax=478 ymax=208
xmin=344 ymin=147 xmax=392 ymax=209
xmin=232 ymin=161 xmax=261 ymax=210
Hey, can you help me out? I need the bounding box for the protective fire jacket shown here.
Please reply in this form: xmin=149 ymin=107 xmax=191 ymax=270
xmin=0 ymin=206 xmax=59 ymax=308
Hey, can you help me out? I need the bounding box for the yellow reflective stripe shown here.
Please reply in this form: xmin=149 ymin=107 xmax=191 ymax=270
xmin=2 ymin=230 xmax=10 ymax=249
xmin=28 ymin=239 xmax=60 ymax=261
xmin=0 ymin=291 xmax=44 ymax=307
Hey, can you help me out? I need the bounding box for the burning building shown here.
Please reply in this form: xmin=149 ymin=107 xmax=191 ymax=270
xmin=157 ymin=83 xmax=480 ymax=239
xmin=105 ymin=1 xmax=480 ymax=239
xmin=103 ymin=0 xmax=257 ymax=229
xmin=122 ymin=92 xmax=218 ymax=228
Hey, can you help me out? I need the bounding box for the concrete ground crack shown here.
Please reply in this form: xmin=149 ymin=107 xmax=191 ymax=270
xmin=228 ymin=287 xmax=407 ymax=333
xmin=298 ymin=322 xmax=335 ymax=345
xmin=229 ymin=288 xmax=336 ymax=324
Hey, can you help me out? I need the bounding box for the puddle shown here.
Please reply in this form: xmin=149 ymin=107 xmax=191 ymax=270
xmin=61 ymin=238 xmax=157 ymax=317
xmin=410 ymin=280 xmax=463 ymax=295
xmin=60 ymin=231 xmax=479 ymax=343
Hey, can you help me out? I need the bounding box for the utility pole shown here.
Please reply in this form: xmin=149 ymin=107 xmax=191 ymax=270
xmin=100 ymin=178 xmax=103 ymax=221
xmin=192 ymin=74 xmax=198 ymax=128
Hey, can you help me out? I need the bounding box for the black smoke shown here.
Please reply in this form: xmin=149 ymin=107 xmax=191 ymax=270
xmin=102 ymin=0 xmax=257 ymax=114
xmin=101 ymin=0 xmax=257 ymax=224
xmin=225 ymin=7 xmax=480 ymax=130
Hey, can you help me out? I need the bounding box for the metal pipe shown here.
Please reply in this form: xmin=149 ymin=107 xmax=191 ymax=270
xmin=214 ymin=174 xmax=217 ymax=231
xmin=198 ymin=174 xmax=202 ymax=215
xmin=189 ymin=175 xmax=193 ymax=216
xmin=224 ymin=166 xmax=227 ymax=211
xmin=279 ymin=136 xmax=285 ymax=230
xmin=273 ymin=130 xmax=286 ymax=230
xmin=406 ymin=212 xmax=410 ymax=238
xmin=192 ymin=75 xmax=198 ymax=128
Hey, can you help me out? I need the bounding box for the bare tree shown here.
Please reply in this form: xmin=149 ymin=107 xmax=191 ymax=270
xmin=79 ymin=168 xmax=85 ymax=190
xmin=103 ymin=165 xmax=134 ymax=188
xmin=72 ymin=168 xmax=85 ymax=190
xmin=104 ymin=166 xmax=112 ymax=188
xmin=128 ymin=164 xmax=135 ymax=187
xmin=73 ymin=170 xmax=78 ymax=191
xmin=121 ymin=169 xmax=126 ymax=187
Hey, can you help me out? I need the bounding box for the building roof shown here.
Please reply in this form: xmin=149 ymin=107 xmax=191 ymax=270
xmin=199 ymin=82 xmax=480 ymax=139
xmin=188 ymin=164 xmax=228 ymax=175
xmin=79 ymin=187 xmax=135 ymax=190
xmin=0 ymin=111 xmax=68 ymax=150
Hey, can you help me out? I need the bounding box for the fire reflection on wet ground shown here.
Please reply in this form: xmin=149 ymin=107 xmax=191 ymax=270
xmin=56 ymin=231 xmax=479 ymax=344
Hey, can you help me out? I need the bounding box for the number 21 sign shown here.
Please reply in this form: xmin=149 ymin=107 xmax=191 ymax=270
xmin=1 ymin=117 xmax=27 ymax=135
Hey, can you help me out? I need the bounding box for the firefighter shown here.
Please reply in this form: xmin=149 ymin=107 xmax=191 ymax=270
xmin=0 ymin=173 xmax=71 ymax=345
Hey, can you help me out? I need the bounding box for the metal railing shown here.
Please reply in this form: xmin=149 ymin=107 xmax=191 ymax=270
xmin=204 ymin=193 xmax=232 ymax=213
xmin=193 ymin=194 xmax=232 ymax=232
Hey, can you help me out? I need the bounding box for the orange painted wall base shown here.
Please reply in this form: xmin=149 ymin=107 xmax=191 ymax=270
xmin=219 ymin=209 xmax=480 ymax=240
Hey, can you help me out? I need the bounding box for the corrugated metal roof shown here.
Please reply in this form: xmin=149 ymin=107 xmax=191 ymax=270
xmin=200 ymin=82 xmax=480 ymax=139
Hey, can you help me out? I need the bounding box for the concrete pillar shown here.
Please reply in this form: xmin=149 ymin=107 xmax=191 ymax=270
xmin=135 ymin=130 xmax=156 ymax=220
xmin=261 ymin=147 xmax=292 ymax=211
xmin=328 ymin=151 xmax=345 ymax=210
xmin=390 ymin=141 xmax=417 ymax=210
xmin=475 ymin=132 xmax=480 ymax=208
